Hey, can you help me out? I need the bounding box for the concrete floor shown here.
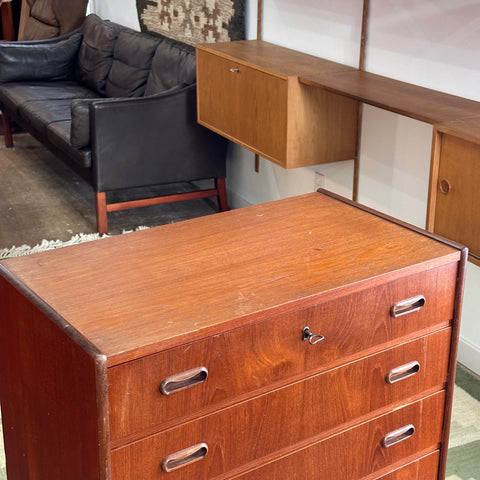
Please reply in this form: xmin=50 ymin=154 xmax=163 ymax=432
xmin=0 ymin=133 xmax=221 ymax=249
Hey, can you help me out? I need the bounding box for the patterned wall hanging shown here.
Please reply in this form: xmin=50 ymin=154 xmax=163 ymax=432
xmin=136 ymin=0 xmax=246 ymax=46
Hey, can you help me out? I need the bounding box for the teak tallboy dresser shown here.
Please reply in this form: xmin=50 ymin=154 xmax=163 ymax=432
xmin=0 ymin=191 xmax=467 ymax=480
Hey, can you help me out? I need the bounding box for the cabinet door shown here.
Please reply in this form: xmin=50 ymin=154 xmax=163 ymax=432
xmin=434 ymin=134 xmax=480 ymax=262
xmin=197 ymin=49 xmax=288 ymax=163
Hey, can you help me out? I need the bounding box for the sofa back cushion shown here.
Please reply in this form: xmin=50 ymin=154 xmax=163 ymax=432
xmin=75 ymin=14 xmax=118 ymax=95
xmin=105 ymin=29 xmax=159 ymax=98
xmin=0 ymin=32 xmax=82 ymax=83
xmin=144 ymin=37 xmax=196 ymax=96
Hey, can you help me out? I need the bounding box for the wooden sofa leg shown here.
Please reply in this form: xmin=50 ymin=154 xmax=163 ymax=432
xmin=216 ymin=178 xmax=229 ymax=212
xmin=2 ymin=112 xmax=13 ymax=147
xmin=95 ymin=192 xmax=109 ymax=235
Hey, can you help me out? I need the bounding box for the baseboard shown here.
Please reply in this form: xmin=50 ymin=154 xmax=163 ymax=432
xmin=227 ymin=188 xmax=253 ymax=210
xmin=457 ymin=336 xmax=480 ymax=376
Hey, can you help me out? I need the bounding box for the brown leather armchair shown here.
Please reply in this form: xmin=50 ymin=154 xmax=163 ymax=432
xmin=20 ymin=0 xmax=88 ymax=40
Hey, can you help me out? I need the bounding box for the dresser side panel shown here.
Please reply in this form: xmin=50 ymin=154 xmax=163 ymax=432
xmin=0 ymin=276 xmax=109 ymax=480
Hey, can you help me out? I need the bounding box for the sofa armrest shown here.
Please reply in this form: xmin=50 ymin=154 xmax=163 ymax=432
xmin=70 ymin=87 xmax=180 ymax=149
xmin=0 ymin=30 xmax=82 ymax=83
xmin=89 ymin=84 xmax=228 ymax=192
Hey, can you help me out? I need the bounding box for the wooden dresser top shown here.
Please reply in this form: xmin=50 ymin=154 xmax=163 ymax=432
xmin=0 ymin=192 xmax=459 ymax=366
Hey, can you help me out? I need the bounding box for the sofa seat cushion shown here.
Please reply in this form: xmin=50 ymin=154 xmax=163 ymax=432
xmin=105 ymin=29 xmax=159 ymax=98
xmin=75 ymin=14 xmax=118 ymax=95
xmin=144 ymin=38 xmax=196 ymax=96
xmin=17 ymin=98 xmax=75 ymax=135
xmin=0 ymin=81 xmax=99 ymax=116
xmin=47 ymin=120 xmax=92 ymax=169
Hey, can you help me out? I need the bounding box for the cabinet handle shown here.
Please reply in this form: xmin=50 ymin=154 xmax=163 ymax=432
xmin=390 ymin=295 xmax=425 ymax=317
xmin=161 ymin=443 xmax=208 ymax=472
xmin=302 ymin=326 xmax=325 ymax=345
xmin=230 ymin=67 xmax=240 ymax=73
xmin=382 ymin=424 xmax=415 ymax=448
xmin=159 ymin=366 xmax=208 ymax=395
xmin=439 ymin=178 xmax=451 ymax=195
xmin=386 ymin=361 xmax=420 ymax=384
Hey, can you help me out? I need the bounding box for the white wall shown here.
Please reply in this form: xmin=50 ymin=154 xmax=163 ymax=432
xmin=90 ymin=0 xmax=480 ymax=375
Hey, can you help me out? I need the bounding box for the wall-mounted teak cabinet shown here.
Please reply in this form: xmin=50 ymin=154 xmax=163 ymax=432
xmin=196 ymin=40 xmax=359 ymax=169
xmin=428 ymin=118 xmax=480 ymax=265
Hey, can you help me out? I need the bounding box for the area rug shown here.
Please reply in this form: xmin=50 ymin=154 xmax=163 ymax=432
xmin=0 ymin=227 xmax=149 ymax=260
xmin=136 ymin=0 xmax=245 ymax=46
xmin=1 ymin=366 xmax=479 ymax=479
xmin=0 ymin=232 xmax=106 ymax=259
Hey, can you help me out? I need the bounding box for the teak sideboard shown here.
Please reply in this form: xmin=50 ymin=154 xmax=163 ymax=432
xmin=196 ymin=40 xmax=480 ymax=264
xmin=0 ymin=191 xmax=467 ymax=479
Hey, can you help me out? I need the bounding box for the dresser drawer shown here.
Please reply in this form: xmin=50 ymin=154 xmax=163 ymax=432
xmin=110 ymin=330 xmax=449 ymax=478
xmin=111 ymin=391 xmax=445 ymax=480
xmin=374 ymin=451 xmax=439 ymax=479
xmin=225 ymin=392 xmax=445 ymax=480
xmin=108 ymin=263 xmax=456 ymax=442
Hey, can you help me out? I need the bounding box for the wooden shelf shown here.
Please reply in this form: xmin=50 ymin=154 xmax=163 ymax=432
xmin=435 ymin=115 xmax=480 ymax=144
xmin=300 ymin=70 xmax=480 ymax=125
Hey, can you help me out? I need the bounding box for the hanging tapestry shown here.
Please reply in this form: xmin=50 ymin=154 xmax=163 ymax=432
xmin=136 ymin=0 xmax=246 ymax=46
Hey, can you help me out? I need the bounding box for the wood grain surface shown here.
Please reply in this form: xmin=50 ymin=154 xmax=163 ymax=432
xmin=0 ymin=192 xmax=459 ymax=365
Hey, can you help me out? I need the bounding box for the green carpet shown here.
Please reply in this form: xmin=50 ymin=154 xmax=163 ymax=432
xmin=0 ymin=364 xmax=479 ymax=479
xmin=446 ymin=365 xmax=480 ymax=480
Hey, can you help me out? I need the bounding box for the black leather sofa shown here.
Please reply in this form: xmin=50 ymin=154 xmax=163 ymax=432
xmin=0 ymin=14 xmax=228 ymax=234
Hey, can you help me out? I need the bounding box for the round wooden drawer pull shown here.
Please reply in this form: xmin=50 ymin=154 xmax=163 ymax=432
xmin=161 ymin=443 xmax=208 ymax=472
xmin=439 ymin=178 xmax=451 ymax=195
xmin=159 ymin=367 xmax=208 ymax=395
xmin=382 ymin=424 xmax=415 ymax=448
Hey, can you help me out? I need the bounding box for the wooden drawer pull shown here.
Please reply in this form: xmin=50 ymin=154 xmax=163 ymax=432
xmin=161 ymin=443 xmax=208 ymax=473
xmin=159 ymin=367 xmax=208 ymax=395
xmin=386 ymin=361 xmax=420 ymax=384
xmin=302 ymin=326 xmax=325 ymax=345
xmin=439 ymin=178 xmax=451 ymax=195
xmin=390 ymin=295 xmax=426 ymax=317
xmin=382 ymin=424 xmax=415 ymax=448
